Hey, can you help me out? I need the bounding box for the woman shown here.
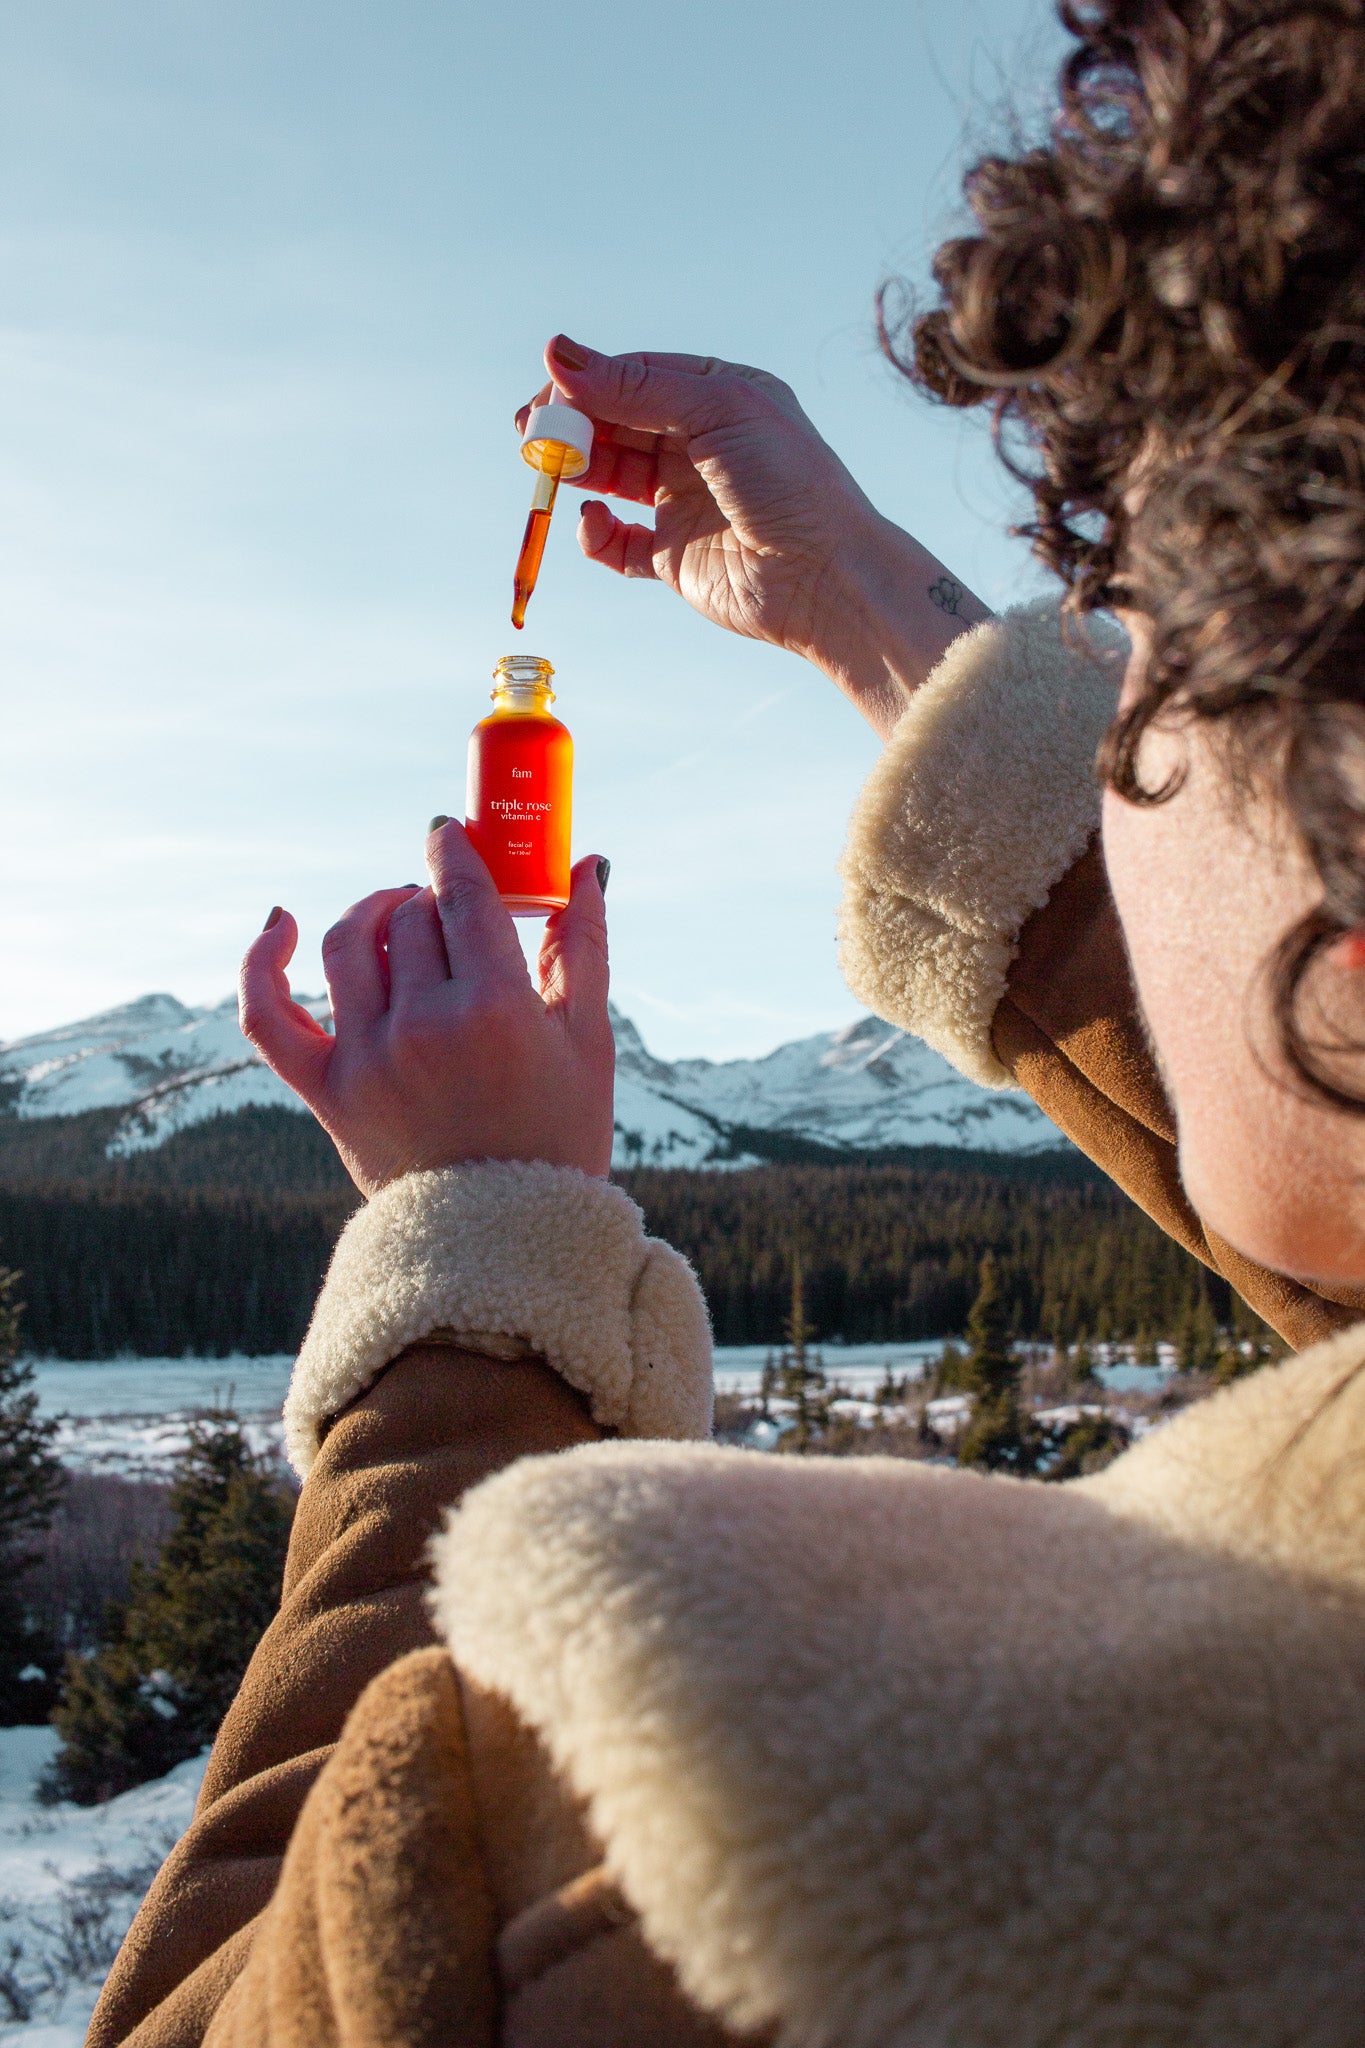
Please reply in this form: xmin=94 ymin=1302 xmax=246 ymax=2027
xmin=90 ymin=2 xmax=1365 ymax=2041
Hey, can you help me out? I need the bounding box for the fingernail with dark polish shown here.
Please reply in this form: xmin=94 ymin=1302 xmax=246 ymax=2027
xmin=596 ymin=858 xmax=611 ymax=898
xmin=580 ymin=499 xmax=599 ymax=519
xmin=550 ymin=334 xmax=591 ymax=371
xmin=429 ymin=815 xmax=450 ymax=833
xmin=263 ymin=906 xmax=283 ymax=932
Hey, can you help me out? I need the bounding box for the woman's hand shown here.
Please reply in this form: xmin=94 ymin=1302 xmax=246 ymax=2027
xmin=238 ymin=822 xmax=614 ymax=1197
xmin=521 ymin=335 xmax=992 ymax=740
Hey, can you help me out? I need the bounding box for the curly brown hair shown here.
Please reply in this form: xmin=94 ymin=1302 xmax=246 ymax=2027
xmin=888 ymin=0 xmax=1365 ymax=1107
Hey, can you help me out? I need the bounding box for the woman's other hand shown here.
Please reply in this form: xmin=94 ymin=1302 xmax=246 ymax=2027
xmin=237 ymin=824 xmax=614 ymax=1197
xmin=520 ymin=336 xmax=992 ymax=740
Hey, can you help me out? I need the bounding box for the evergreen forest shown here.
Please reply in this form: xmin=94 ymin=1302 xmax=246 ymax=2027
xmin=0 ymin=1106 xmax=1254 ymax=1353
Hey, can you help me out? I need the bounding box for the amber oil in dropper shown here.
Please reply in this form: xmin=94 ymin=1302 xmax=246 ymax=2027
xmin=465 ymin=655 xmax=573 ymax=914
xmin=512 ymin=453 xmax=566 ymax=631
xmin=513 ymin=387 xmax=593 ymax=630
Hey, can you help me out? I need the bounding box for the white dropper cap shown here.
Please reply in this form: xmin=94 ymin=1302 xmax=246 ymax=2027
xmin=521 ymin=385 xmax=594 ymax=479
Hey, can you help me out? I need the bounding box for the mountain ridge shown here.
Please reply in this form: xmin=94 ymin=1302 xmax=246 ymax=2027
xmin=0 ymin=993 xmax=1065 ymax=1170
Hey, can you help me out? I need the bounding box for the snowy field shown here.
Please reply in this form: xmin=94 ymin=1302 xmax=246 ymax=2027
xmin=32 ymin=1357 xmax=295 ymax=1478
xmin=24 ymin=1346 xmax=1173 ymax=1478
xmin=25 ymin=1347 xmax=958 ymax=1479
xmin=29 ymin=1348 xmax=956 ymax=1476
xmin=0 ymin=1728 xmax=204 ymax=2044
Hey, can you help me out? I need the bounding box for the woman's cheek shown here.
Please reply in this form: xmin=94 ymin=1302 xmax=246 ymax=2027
xmin=1102 ymin=771 xmax=1365 ymax=1283
xmin=1099 ymin=780 xmax=1212 ymax=1099
xmin=1102 ymin=773 xmax=1274 ymax=1253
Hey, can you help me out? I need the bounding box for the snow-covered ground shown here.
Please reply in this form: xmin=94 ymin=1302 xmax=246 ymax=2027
xmin=28 ymin=1349 xmax=957 ymax=1475
xmin=0 ymin=1728 xmax=204 ymax=2044
xmin=28 ymin=1356 xmax=295 ymax=1478
xmin=712 ymin=1340 xmax=945 ymax=1393
xmin=23 ymin=1347 xmax=1173 ymax=1478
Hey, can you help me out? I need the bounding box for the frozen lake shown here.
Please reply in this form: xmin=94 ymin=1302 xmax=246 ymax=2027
xmin=26 ymin=1346 xmax=948 ymax=1477
xmin=28 ymin=1343 xmax=950 ymax=1424
xmin=24 ymin=1343 xmax=1170 ymax=1478
xmin=32 ymin=1354 xmax=298 ymax=1420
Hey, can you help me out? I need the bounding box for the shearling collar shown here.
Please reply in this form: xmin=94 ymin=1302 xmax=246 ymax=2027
xmin=431 ymin=1336 xmax=1365 ymax=2047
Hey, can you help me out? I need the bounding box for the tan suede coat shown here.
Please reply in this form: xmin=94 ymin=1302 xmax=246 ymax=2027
xmin=89 ymin=605 xmax=1365 ymax=2047
xmin=92 ymin=1342 xmax=749 ymax=2045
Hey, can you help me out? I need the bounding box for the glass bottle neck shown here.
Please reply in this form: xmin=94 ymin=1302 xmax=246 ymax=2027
xmin=492 ymin=682 xmax=555 ymax=714
xmin=491 ymin=654 xmax=555 ymax=714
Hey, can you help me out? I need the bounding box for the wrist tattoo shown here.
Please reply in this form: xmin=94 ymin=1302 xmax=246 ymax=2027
xmin=927 ymin=574 xmax=966 ymax=617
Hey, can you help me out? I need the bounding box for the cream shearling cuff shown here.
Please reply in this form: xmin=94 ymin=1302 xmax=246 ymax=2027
xmin=838 ymin=600 xmax=1126 ymax=1087
xmin=283 ymin=1161 xmax=712 ymax=1475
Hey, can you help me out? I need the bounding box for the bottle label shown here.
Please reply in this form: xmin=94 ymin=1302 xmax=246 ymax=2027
xmin=465 ymin=716 xmax=572 ymax=908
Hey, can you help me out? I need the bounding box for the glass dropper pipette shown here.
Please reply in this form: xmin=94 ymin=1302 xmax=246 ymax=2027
xmin=512 ymin=387 xmax=594 ymax=630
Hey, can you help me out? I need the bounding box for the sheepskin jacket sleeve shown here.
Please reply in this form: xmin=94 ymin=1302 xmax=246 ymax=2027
xmin=86 ymin=1161 xmax=714 ymax=2048
xmin=838 ymin=600 xmax=1365 ymax=1346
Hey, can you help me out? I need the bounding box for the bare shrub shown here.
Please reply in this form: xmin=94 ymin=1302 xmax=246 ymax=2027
xmin=26 ymin=1475 xmax=172 ymax=1654
xmin=0 ymin=1840 xmax=171 ymax=2022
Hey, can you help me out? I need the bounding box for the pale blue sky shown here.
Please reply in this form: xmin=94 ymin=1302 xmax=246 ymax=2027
xmin=1 ymin=0 xmax=1063 ymax=1056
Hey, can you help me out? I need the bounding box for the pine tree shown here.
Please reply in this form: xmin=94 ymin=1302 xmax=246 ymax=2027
xmin=932 ymin=1340 xmax=968 ymax=1394
xmin=776 ymin=1248 xmax=828 ymax=1453
xmin=874 ymin=1365 xmax=907 ymax=1408
xmin=1178 ymin=1289 xmax=1220 ymax=1373
xmin=47 ymin=1413 xmax=293 ymax=1803
xmin=0 ymin=1268 xmax=65 ymax=1723
xmin=1071 ymin=1339 xmax=1099 ymax=1388
xmin=1212 ymin=1341 xmax=1259 ymax=1387
xmin=957 ymin=1254 xmax=1035 ymax=1472
xmin=961 ymin=1252 xmax=1014 ymax=1401
xmin=1041 ymin=1411 xmax=1130 ymax=1481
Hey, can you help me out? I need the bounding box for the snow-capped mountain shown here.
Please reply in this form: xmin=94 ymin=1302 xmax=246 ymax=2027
xmin=0 ymin=994 xmax=1064 ymax=1169
xmin=610 ymin=1011 xmax=1059 ymax=1162
xmin=0 ymin=993 xmax=333 ymax=1148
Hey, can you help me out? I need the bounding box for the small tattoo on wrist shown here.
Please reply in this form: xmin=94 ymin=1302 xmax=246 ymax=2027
xmin=928 ymin=575 xmax=966 ymax=617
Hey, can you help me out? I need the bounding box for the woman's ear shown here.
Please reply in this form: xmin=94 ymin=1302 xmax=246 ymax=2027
xmin=1329 ymin=930 xmax=1365 ymax=971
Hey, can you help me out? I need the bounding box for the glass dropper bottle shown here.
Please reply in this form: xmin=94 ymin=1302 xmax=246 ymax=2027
xmin=465 ymin=655 xmax=573 ymax=915
xmin=512 ymin=387 xmax=593 ymax=630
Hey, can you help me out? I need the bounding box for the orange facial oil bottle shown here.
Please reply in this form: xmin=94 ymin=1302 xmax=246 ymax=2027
xmin=465 ymin=655 xmax=573 ymax=915
xmin=513 ymin=387 xmax=593 ymax=630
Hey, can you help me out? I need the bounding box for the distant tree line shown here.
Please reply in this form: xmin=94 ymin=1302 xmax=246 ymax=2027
xmin=621 ymin=1165 xmax=1261 ymax=1347
xmin=0 ymin=1104 xmax=352 ymax=1196
xmin=0 ymin=1150 xmax=1257 ymax=1356
xmin=0 ymin=1187 xmax=354 ymax=1358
